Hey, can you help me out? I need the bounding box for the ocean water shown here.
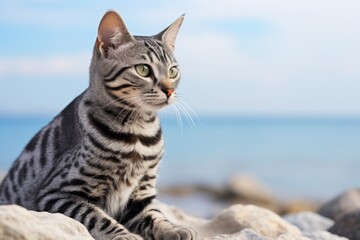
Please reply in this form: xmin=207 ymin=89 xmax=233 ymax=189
xmin=0 ymin=116 xmax=359 ymax=202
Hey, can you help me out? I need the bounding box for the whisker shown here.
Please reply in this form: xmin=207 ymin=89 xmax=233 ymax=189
xmin=110 ymin=96 xmax=144 ymax=127
xmin=132 ymin=101 xmax=147 ymax=124
xmin=175 ymin=103 xmax=195 ymax=129
xmin=175 ymin=100 xmax=197 ymax=129
xmin=176 ymin=94 xmax=200 ymax=124
xmin=126 ymin=99 xmax=147 ymax=124
xmin=173 ymin=104 xmax=184 ymax=137
xmin=103 ymin=95 xmax=140 ymax=109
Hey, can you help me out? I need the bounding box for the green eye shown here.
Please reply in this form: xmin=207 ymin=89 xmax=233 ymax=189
xmin=169 ymin=66 xmax=179 ymax=79
xmin=135 ymin=64 xmax=151 ymax=77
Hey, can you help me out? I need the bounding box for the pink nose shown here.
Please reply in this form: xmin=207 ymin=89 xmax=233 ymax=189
xmin=161 ymin=88 xmax=174 ymax=97
xmin=159 ymin=79 xmax=174 ymax=98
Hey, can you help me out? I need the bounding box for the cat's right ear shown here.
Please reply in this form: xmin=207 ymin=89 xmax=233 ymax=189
xmin=96 ymin=10 xmax=134 ymax=57
xmin=154 ymin=14 xmax=185 ymax=51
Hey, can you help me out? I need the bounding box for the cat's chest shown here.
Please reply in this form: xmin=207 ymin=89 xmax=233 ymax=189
xmin=105 ymin=162 xmax=145 ymax=216
xmin=106 ymin=182 xmax=135 ymax=217
xmin=83 ymin=118 xmax=163 ymax=215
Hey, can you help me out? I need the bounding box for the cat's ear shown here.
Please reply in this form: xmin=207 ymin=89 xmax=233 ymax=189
xmin=96 ymin=10 xmax=134 ymax=56
xmin=155 ymin=14 xmax=185 ymax=51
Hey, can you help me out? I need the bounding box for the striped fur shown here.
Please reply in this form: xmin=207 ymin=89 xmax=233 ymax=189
xmin=0 ymin=11 xmax=198 ymax=240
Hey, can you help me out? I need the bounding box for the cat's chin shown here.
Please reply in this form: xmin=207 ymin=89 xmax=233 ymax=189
xmin=145 ymin=100 xmax=174 ymax=112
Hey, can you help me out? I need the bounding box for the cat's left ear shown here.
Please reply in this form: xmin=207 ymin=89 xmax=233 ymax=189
xmin=96 ymin=10 xmax=134 ymax=56
xmin=155 ymin=14 xmax=185 ymax=51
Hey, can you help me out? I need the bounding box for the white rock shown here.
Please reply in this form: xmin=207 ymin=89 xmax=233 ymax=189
xmin=204 ymin=228 xmax=310 ymax=240
xmin=0 ymin=205 xmax=94 ymax=240
xmin=205 ymin=205 xmax=301 ymax=238
xmin=303 ymin=231 xmax=349 ymax=240
xmin=205 ymin=228 xmax=271 ymax=240
xmin=1 ymin=202 xmax=344 ymax=240
xmin=158 ymin=201 xmax=301 ymax=238
xmin=277 ymin=233 xmax=310 ymax=240
xmin=160 ymin=201 xmax=347 ymax=239
xmin=227 ymin=174 xmax=275 ymax=204
xmin=284 ymin=211 xmax=334 ymax=232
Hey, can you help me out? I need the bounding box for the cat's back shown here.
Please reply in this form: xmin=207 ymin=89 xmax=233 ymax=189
xmin=0 ymin=93 xmax=84 ymax=209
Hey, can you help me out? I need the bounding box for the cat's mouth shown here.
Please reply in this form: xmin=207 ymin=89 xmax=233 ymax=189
xmin=141 ymin=92 xmax=176 ymax=110
xmin=147 ymin=100 xmax=172 ymax=110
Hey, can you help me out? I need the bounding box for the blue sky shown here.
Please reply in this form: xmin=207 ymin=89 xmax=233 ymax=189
xmin=0 ymin=0 xmax=359 ymax=117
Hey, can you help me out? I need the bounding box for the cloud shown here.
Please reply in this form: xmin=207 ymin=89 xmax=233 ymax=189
xmin=0 ymin=1 xmax=99 ymax=27
xmin=0 ymin=54 xmax=90 ymax=77
xmin=188 ymin=0 xmax=360 ymax=20
xmin=0 ymin=2 xmax=180 ymax=29
xmin=0 ymin=1 xmax=359 ymax=116
xmin=176 ymin=22 xmax=360 ymax=116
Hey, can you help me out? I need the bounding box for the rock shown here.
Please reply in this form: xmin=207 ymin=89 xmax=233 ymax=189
xmin=284 ymin=211 xmax=334 ymax=232
xmin=303 ymin=231 xmax=349 ymax=240
xmin=318 ymin=189 xmax=360 ymax=220
xmin=204 ymin=228 xmax=271 ymax=240
xmin=203 ymin=229 xmax=347 ymax=240
xmin=159 ymin=201 xmax=348 ymax=239
xmin=329 ymin=209 xmax=360 ymax=240
xmin=0 ymin=202 xmax=346 ymax=240
xmin=225 ymin=175 xmax=275 ymax=205
xmin=219 ymin=174 xmax=283 ymax=214
xmin=276 ymin=233 xmax=310 ymax=240
xmin=159 ymin=184 xmax=224 ymax=198
xmin=204 ymin=228 xmax=310 ymax=240
xmin=0 ymin=205 xmax=94 ymax=240
xmin=0 ymin=171 xmax=4 ymax=183
xmin=158 ymin=201 xmax=302 ymax=238
xmin=281 ymin=200 xmax=320 ymax=215
xmin=204 ymin=204 xmax=302 ymax=238
xmin=205 ymin=228 xmax=274 ymax=240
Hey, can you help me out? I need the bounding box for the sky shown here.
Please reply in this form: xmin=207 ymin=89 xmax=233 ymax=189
xmin=0 ymin=0 xmax=359 ymax=117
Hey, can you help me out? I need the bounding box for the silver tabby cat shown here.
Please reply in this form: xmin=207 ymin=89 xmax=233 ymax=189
xmin=0 ymin=10 xmax=198 ymax=240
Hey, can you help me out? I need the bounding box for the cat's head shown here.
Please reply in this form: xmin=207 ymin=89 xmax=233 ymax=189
xmin=90 ymin=10 xmax=184 ymax=112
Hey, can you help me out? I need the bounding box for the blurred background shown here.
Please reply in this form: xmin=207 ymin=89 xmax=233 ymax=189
xmin=0 ymin=0 xmax=359 ymax=217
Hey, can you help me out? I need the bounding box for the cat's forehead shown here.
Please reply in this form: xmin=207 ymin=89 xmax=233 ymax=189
xmin=109 ymin=36 xmax=176 ymax=65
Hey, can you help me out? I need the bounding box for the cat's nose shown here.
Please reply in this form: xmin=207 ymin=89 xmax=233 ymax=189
xmin=161 ymin=88 xmax=174 ymax=97
xmin=159 ymin=79 xmax=174 ymax=98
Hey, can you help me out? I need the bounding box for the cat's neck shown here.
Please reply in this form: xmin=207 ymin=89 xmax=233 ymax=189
xmin=80 ymin=93 xmax=158 ymax=128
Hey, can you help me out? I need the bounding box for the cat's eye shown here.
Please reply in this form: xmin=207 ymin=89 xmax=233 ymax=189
xmin=169 ymin=66 xmax=179 ymax=79
xmin=135 ymin=64 xmax=151 ymax=77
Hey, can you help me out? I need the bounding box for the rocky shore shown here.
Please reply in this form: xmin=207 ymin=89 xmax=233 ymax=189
xmin=0 ymin=174 xmax=359 ymax=239
xmin=159 ymin=174 xmax=320 ymax=216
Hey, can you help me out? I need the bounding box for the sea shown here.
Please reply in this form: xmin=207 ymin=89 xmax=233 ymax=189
xmin=1 ymin=115 xmax=359 ymax=215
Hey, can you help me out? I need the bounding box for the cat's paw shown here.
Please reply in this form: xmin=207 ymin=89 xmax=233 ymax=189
xmin=112 ymin=233 xmax=143 ymax=240
xmin=156 ymin=226 xmax=199 ymax=240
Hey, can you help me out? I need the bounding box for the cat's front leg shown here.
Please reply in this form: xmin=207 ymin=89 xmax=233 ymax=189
xmin=36 ymin=192 xmax=143 ymax=240
xmin=120 ymin=196 xmax=199 ymax=240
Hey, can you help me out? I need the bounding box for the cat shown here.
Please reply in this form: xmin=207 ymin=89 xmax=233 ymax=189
xmin=0 ymin=10 xmax=198 ymax=240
